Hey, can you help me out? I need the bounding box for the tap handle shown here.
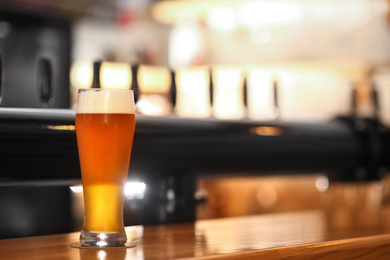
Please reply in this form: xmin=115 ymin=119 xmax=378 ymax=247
xmin=170 ymin=69 xmax=176 ymax=108
xmin=0 ymin=53 xmax=3 ymax=106
xmin=131 ymin=64 xmax=139 ymax=103
xmin=273 ymin=77 xmax=280 ymax=119
xmin=350 ymin=82 xmax=357 ymax=118
xmin=372 ymin=82 xmax=380 ymax=121
xmin=91 ymin=61 xmax=102 ymax=89
xmin=37 ymin=58 xmax=52 ymax=107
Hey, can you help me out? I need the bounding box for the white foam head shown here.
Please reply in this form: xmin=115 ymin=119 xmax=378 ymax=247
xmin=77 ymin=89 xmax=135 ymax=114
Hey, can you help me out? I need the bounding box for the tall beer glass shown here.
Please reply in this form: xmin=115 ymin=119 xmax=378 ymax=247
xmin=76 ymin=89 xmax=136 ymax=247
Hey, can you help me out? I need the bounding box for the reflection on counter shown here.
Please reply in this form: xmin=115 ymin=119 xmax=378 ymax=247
xmin=95 ymin=200 xmax=390 ymax=259
xmin=79 ymin=248 xmax=127 ymax=260
xmin=196 ymin=211 xmax=325 ymax=254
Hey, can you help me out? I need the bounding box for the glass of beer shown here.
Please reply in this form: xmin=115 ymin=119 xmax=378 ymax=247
xmin=75 ymin=89 xmax=136 ymax=247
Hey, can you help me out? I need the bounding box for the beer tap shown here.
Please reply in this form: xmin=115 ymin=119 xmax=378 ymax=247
xmin=130 ymin=64 xmax=139 ymax=103
xmin=169 ymin=69 xmax=177 ymax=108
xmin=91 ymin=61 xmax=102 ymax=89
xmin=372 ymin=81 xmax=380 ymax=122
xmin=209 ymin=66 xmax=213 ymax=108
xmin=37 ymin=58 xmax=53 ymax=108
xmin=0 ymin=53 xmax=3 ymax=106
xmin=333 ymin=80 xmax=390 ymax=182
xmin=243 ymin=74 xmax=248 ymax=118
xmin=350 ymin=81 xmax=357 ymax=119
xmin=272 ymin=77 xmax=280 ymax=120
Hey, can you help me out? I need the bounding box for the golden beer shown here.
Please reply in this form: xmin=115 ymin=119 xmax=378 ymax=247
xmin=76 ymin=89 xmax=135 ymax=247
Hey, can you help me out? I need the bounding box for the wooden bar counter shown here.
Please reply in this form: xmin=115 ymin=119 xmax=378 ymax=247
xmin=1 ymin=210 xmax=390 ymax=259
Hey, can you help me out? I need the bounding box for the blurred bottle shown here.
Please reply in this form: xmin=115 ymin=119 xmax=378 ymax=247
xmin=135 ymin=65 xmax=173 ymax=116
xmin=175 ymin=66 xmax=211 ymax=118
xmin=212 ymin=66 xmax=245 ymax=120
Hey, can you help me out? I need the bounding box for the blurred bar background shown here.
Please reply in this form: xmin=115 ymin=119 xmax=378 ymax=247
xmin=2 ymin=0 xmax=390 ymax=240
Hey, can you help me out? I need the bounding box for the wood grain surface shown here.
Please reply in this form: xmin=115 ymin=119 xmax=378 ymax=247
xmin=1 ymin=210 xmax=390 ymax=259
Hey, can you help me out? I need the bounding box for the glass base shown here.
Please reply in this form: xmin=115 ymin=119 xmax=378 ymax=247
xmin=80 ymin=229 xmax=127 ymax=247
